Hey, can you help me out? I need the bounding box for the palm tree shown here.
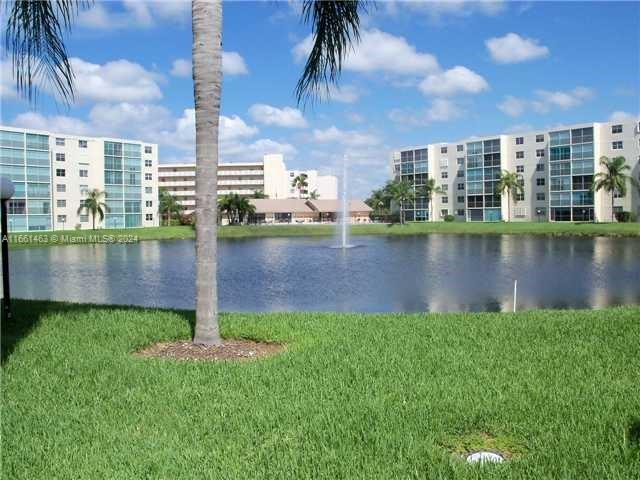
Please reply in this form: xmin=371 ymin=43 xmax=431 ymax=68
xmin=251 ymin=190 xmax=268 ymax=199
xmin=77 ymin=189 xmax=107 ymax=230
xmin=592 ymin=156 xmax=638 ymax=222
xmin=388 ymin=179 xmax=415 ymax=225
xmin=6 ymin=0 xmax=366 ymax=346
xmin=218 ymin=195 xmax=235 ymax=225
xmin=158 ymin=188 xmax=184 ymax=226
xmin=235 ymin=196 xmax=255 ymax=224
xmin=309 ymin=189 xmax=320 ymax=200
xmin=417 ymin=178 xmax=444 ymax=222
xmin=496 ymin=170 xmax=524 ymax=222
xmin=292 ymin=173 xmax=309 ymax=198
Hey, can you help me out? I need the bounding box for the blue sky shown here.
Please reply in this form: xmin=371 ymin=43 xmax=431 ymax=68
xmin=1 ymin=0 xmax=638 ymax=197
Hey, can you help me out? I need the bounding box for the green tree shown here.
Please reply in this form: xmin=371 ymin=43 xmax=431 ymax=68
xmin=292 ymin=173 xmax=309 ymax=198
xmin=158 ymin=188 xmax=184 ymax=226
xmin=5 ymin=0 xmax=366 ymax=346
xmin=417 ymin=178 xmax=444 ymax=222
xmin=388 ymin=179 xmax=415 ymax=225
xmin=77 ymin=189 xmax=108 ymax=231
xmin=496 ymin=170 xmax=524 ymax=222
xmin=235 ymin=196 xmax=255 ymax=224
xmin=592 ymin=156 xmax=638 ymax=222
xmin=251 ymin=190 xmax=268 ymax=199
xmin=218 ymin=195 xmax=236 ymax=225
xmin=309 ymin=189 xmax=319 ymax=200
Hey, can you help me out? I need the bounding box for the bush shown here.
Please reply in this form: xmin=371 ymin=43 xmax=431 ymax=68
xmin=614 ymin=211 xmax=636 ymax=223
xmin=179 ymin=213 xmax=195 ymax=226
xmin=443 ymin=214 xmax=455 ymax=222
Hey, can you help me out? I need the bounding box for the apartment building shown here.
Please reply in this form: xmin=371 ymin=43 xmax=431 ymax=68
xmin=0 ymin=126 xmax=159 ymax=232
xmin=158 ymin=153 xmax=338 ymax=214
xmin=392 ymin=119 xmax=640 ymax=222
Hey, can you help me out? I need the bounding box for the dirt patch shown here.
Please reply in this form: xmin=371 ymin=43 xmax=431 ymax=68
xmin=136 ymin=339 xmax=285 ymax=361
xmin=440 ymin=431 xmax=524 ymax=461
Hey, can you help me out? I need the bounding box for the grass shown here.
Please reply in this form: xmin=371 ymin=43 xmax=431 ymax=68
xmin=3 ymin=299 xmax=639 ymax=478
xmin=6 ymin=221 xmax=640 ymax=249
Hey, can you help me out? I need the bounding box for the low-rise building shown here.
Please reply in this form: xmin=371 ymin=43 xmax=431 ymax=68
xmin=247 ymin=199 xmax=372 ymax=224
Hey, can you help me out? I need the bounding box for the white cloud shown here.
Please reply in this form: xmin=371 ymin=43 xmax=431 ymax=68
xmin=486 ymin=33 xmax=549 ymax=63
xmin=609 ymin=111 xmax=639 ymax=122
xmin=79 ymin=1 xmax=190 ymax=30
xmin=66 ymin=58 xmax=163 ymax=103
xmin=419 ymin=66 xmax=489 ymax=96
xmin=325 ymin=84 xmax=362 ymax=103
xmin=11 ymin=112 xmax=93 ymax=135
xmin=388 ymin=99 xmax=464 ymax=127
xmin=498 ymin=87 xmax=594 ymax=117
xmin=346 ymin=112 xmax=365 ymax=124
xmin=0 ymin=60 xmax=17 ymax=100
xmin=169 ymin=52 xmax=248 ymax=77
xmin=248 ymin=104 xmax=307 ymax=128
xmin=311 ymin=126 xmax=380 ymax=147
xmin=222 ymin=52 xmax=249 ymax=75
xmin=293 ymin=29 xmax=439 ymax=75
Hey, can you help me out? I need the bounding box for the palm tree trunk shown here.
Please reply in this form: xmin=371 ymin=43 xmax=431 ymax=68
xmin=92 ymin=212 xmax=95 ymax=230
xmin=507 ymin=194 xmax=510 ymax=222
xmin=611 ymin=192 xmax=615 ymax=222
xmin=192 ymin=0 xmax=222 ymax=346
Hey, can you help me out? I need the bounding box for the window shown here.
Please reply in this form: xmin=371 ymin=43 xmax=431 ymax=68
xmin=56 ymin=153 xmax=65 ymax=162
xmin=516 ymin=165 xmax=524 ymax=173
xmin=441 ymin=196 xmax=448 ymax=204
xmin=516 ymin=193 xmax=524 ymax=201
xmin=57 ymin=199 xmax=66 ymax=208
xmin=55 ymin=137 xmax=65 ymax=146
xmin=78 ymin=140 xmax=87 ymax=148
xmin=439 ymin=158 xmax=449 ymax=169
xmin=613 ymin=190 xmax=624 ymax=199
xmin=145 ymin=173 xmax=153 ymax=180
xmin=56 ymin=184 xmax=66 ymax=193
xmin=457 ymin=183 xmax=465 ymax=190
xmin=56 ymin=169 xmax=65 ymax=177
xmin=612 ymin=124 xmax=623 ymax=134
xmin=441 ymin=184 xmax=448 ymax=192
xmin=8 ymin=200 xmax=26 ymax=215
xmin=145 ymin=159 xmax=153 ymax=167
xmin=536 ymin=149 xmax=545 ymax=157
xmin=80 ymin=214 xmax=89 ymax=222
xmin=441 ymin=171 xmax=448 ymax=179
xmin=457 ymin=171 xmax=464 ymax=178
xmin=145 ymin=214 xmax=153 ymax=221
xmin=457 ymin=157 xmax=464 ymax=166
xmin=145 ymin=187 xmax=152 ymax=194
xmin=516 ymin=137 xmax=524 ymax=145
xmin=145 ymin=200 xmax=153 ymax=208
xmin=57 ymin=215 xmax=67 ymax=223
xmin=612 ymin=141 xmax=623 ymax=150
xmin=516 ymin=151 xmax=524 ymax=159
xmin=145 ymin=146 xmax=153 ymax=154
xmin=440 ymin=209 xmax=449 ymax=217
xmin=80 ymin=185 xmax=89 ymax=196
xmin=536 ymin=163 xmax=545 ymax=172
xmin=536 ymin=192 xmax=545 ymax=201
xmin=457 ymin=196 xmax=465 ymax=203
xmin=456 ymin=144 xmax=464 ymax=152
xmin=536 ymin=178 xmax=546 ymax=186
xmin=514 ymin=207 xmax=527 ymax=218
xmin=79 ymin=169 xmax=88 ymax=178
xmin=536 ymin=134 xmax=544 ymax=143
xmin=457 ymin=209 xmax=465 ymax=216
xmin=441 ymin=146 xmax=448 ymax=154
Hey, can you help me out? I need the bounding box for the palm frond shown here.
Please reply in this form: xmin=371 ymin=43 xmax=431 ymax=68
xmin=4 ymin=0 xmax=91 ymax=104
xmin=295 ymin=0 xmax=368 ymax=106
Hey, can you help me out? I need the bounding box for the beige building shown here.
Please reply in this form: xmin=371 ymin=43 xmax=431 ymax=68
xmin=247 ymin=198 xmax=372 ymax=224
xmin=158 ymin=154 xmax=338 ymax=214
xmin=392 ymin=119 xmax=640 ymax=222
xmin=0 ymin=126 xmax=159 ymax=231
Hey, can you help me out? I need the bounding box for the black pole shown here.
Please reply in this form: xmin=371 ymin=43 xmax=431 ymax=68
xmin=1 ymin=199 xmax=11 ymax=323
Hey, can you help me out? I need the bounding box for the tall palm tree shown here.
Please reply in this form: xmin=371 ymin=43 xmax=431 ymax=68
xmin=158 ymin=188 xmax=184 ymax=226
xmin=77 ymin=189 xmax=107 ymax=230
xmin=218 ymin=195 xmax=235 ymax=225
xmin=417 ymin=178 xmax=444 ymax=222
xmin=496 ymin=170 xmax=524 ymax=222
xmin=6 ymin=0 xmax=366 ymax=346
xmin=235 ymin=196 xmax=255 ymax=224
xmin=292 ymin=173 xmax=309 ymax=198
xmin=592 ymin=156 xmax=638 ymax=222
xmin=388 ymin=179 xmax=415 ymax=225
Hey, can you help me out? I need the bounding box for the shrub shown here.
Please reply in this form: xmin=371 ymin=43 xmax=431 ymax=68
xmin=444 ymin=214 xmax=455 ymax=222
xmin=614 ymin=211 xmax=635 ymax=223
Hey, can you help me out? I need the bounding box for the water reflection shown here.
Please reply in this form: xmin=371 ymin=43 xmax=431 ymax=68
xmin=6 ymin=235 xmax=640 ymax=313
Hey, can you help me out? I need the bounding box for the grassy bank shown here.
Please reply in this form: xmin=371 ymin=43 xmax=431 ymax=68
xmin=6 ymin=221 xmax=640 ymax=249
xmin=3 ymin=300 xmax=639 ymax=478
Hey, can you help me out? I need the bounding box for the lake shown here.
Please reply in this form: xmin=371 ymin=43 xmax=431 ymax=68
xmin=8 ymin=235 xmax=640 ymax=312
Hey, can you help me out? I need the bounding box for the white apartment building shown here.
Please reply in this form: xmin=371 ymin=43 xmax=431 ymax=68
xmin=158 ymin=153 xmax=338 ymax=214
xmin=392 ymin=119 xmax=640 ymax=222
xmin=0 ymin=126 xmax=159 ymax=232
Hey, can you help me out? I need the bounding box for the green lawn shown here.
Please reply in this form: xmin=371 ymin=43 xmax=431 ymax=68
xmin=3 ymin=300 xmax=639 ymax=479
xmin=6 ymin=221 xmax=640 ymax=249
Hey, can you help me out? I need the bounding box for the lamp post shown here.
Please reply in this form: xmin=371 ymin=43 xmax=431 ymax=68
xmin=1 ymin=176 xmax=15 ymax=323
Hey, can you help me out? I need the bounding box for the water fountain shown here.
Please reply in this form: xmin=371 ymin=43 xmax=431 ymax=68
xmin=332 ymin=154 xmax=355 ymax=249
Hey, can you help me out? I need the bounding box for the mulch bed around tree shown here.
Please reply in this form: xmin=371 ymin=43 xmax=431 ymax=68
xmin=136 ymin=339 xmax=285 ymax=361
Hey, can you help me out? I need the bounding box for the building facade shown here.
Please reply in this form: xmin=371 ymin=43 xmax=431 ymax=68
xmin=0 ymin=126 xmax=159 ymax=232
xmin=392 ymin=119 xmax=640 ymax=222
xmin=158 ymin=154 xmax=338 ymax=214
